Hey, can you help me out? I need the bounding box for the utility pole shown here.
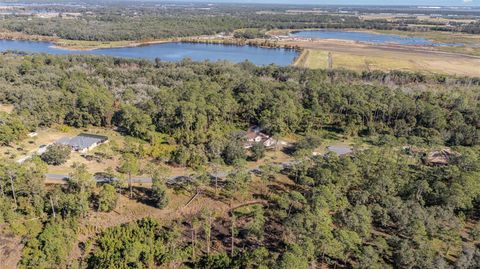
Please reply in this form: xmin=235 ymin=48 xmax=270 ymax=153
xmin=191 ymin=224 xmax=195 ymax=261
xmin=205 ymin=220 xmax=211 ymax=255
xmin=129 ymin=172 xmax=133 ymax=198
xmin=8 ymin=172 xmax=17 ymax=210
xmin=0 ymin=180 xmax=4 ymax=198
xmin=49 ymin=195 xmax=56 ymax=218
xmin=230 ymin=212 xmax=235 ymax=257
xmin=213 ymin=163 xmax=219 ymax=198
xmin=327 ymin=52 xmax=333 ymax=71
xmin=327 ymin=52 xmax=334 ymax=84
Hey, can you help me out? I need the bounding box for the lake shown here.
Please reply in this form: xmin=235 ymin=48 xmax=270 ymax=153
xmin=0 ymin=40 xmax=298 ymax=66
xmin=290 ymin=30 xmax=462 ymax=47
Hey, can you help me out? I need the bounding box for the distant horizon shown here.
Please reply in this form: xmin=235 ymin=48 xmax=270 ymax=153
xmin=5 ymin=0 xmax=480 ymax=7
xmin=163 ymin=0 xmax=480 ymax=6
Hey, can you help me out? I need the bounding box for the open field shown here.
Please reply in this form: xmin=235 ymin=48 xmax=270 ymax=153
xmin=373 ymin=29 xmax=480 ymax=55
xmin=361 ymin=14 xmax=478 ymax=24
xmin=0 ymin=125 xmax=126 ymax=175
xmin=0 ymin=30 xmax=58 ymax=42
xmin=288 ymin=39 xmax=480 ymax=76
xmin=371 ymin=29 xmax=480 ymax=46
xmin=0 ymin=127 xmax=68 ymax=163
xmin=269 ymin=28 xmax=480 ymax=56
xmin=54 ymin=38 xmax=173 ymax=51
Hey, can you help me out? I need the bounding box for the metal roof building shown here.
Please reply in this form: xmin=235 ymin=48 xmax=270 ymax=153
xmin=56 ymin=133 xmax=108 ymax=153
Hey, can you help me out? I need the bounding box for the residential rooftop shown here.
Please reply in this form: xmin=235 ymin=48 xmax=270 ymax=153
xmin=56 ymin=133 xmax=108 ymax=151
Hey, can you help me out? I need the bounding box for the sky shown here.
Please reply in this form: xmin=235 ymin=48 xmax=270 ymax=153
xmin=177 ymin=0 xmax=480 ymax=6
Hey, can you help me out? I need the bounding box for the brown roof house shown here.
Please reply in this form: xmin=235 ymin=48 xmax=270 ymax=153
xmin=244 ymin=126 xmax=278 ymax=149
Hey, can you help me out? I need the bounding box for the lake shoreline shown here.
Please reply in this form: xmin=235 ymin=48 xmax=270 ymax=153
xmin=0 ymin=29 xmax=478 ymax=74
xmin=0 ymin=30 xmax=296 ymax=51
xmin=0 ymin=38 xmax=298 ymax=66
xmin=0 ymin=30 xmax=178 ymax=51
xmin=0 ymin=31 xmax=283 ymax=52
xmin=0 ymin=28 xmax=478 ymax=52
xmin=51 ymin=39 xmax=174 ymax=51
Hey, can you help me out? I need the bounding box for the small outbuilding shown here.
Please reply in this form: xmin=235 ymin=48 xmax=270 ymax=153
xmin=56 ymin=133 xmax=108 ymax=153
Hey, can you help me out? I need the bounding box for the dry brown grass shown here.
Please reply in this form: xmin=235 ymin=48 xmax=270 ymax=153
xmin=287 ymin=39 xmax=480 ymax=76
xmin=361 ymin=14 xmax=478 ymax=24
xmin=0 ymin=30 xmax=58 ymax=42
xmin=0 ymin=226 xmax=22 ymax=269
xmin=70 ymin=185 xmax=237 ymax=263
xmin=0 ymin=127 xmax=70 ymax=163
xmin=0 ymin=104 xmax=14 ymax=114
xmin=1 ymin=125 xmax=126 ymax=175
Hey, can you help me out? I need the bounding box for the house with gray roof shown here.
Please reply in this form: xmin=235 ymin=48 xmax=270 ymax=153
xmin=55 ymin=133 xmax=108 ymax=153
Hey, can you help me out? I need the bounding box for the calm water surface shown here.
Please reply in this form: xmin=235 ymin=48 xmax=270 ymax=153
xmin=0 ymin=40 xmax=298 ymax=66
xmin=290 ymin=30 xmax=463 ymax=47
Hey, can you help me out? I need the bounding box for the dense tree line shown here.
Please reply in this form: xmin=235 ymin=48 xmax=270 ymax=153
xmin=7 ymin=14 xmax=472 ymax=42
xmin=461 ymin=21 xmax=480 ymax=34
xmin=88 ymin=218 xmax=186 ymax=268
xmin=0 ymin=111 xmax=27 ymax=146
xmin=268 ymin=148 xmax=480 ymax=268
xmin=79 ymin=148 xmax=480 ymax=268
xmin=0 ymin=9 xmax=364 ymax=41
xmin=0 ymin=54 xmax=479 ymax=167
xmin=0 ymin=4 xmax=478 ymax=41
xmin=0 ymin=159 xmax=113 ymax=268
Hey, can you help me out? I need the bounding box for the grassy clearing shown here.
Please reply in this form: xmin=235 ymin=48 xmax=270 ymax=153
xmin=0 ymin=30 xmax=57 ymax=42
xmin=0 ymin=127 xmax=70 ymax=163
xmin=55 ymin=40 xmax=132 ymax=50
xmin=0 ymin=125 xmax=125 ymax=175
xmin=45 ymin=126 xmax=129 ymax=175
xmin=0 ymin=104 xmax=14 ymax=114
xmin=55 ymin=39 xmax=175 ymax=51
xmin=6 ymin=125 xmax=195 ymax=178
xmin=437 ymin=46 xmax=480 ymax=57
xmin=297 ymin=49 xmax=417 ymax=72
xmin=0 ymin=228 xmax=23 ymax=269
xmin=373 ymin=29 xmax=480 ymax=56
xmin=362 ymin=14 xmax=477 ymax=24
xmin=374 ymin=29 xmax=480 ymax=45
xmin=296 ymin=48 xmax=480 ymax=77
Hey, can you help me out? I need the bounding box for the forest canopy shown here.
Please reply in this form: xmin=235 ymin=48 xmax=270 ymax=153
xmin=0 ymin=52 xmax=478 ymax=268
